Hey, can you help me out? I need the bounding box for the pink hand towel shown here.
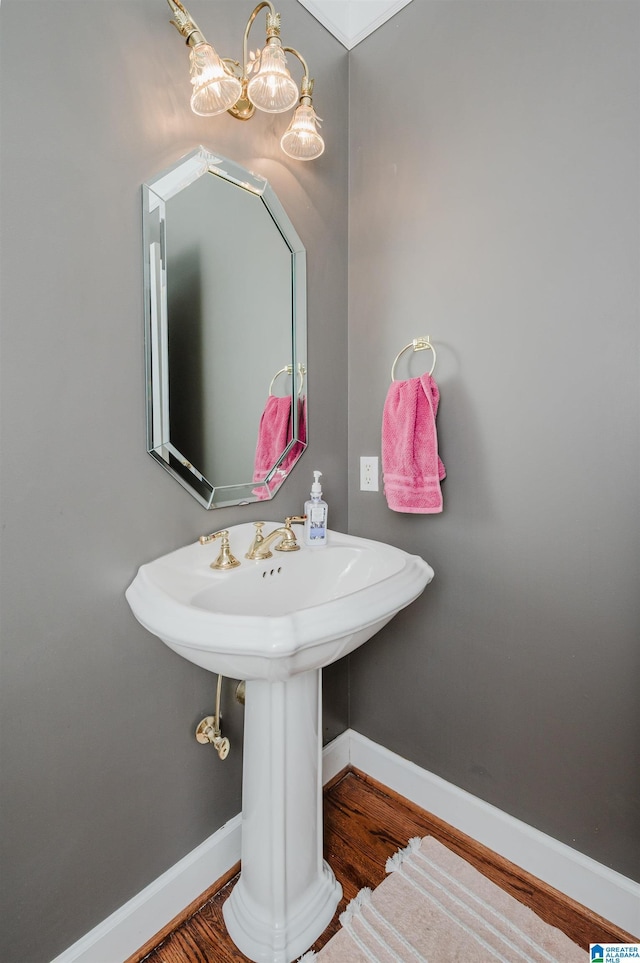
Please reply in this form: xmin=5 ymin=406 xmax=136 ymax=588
xmin=382 ymin=372 xmax=446 ymax=513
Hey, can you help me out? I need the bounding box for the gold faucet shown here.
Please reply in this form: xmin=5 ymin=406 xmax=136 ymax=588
xmin=245 ymin=516 xmax=306 ymax=560
xmin=198 ymin=530 xmax=241 ymax=570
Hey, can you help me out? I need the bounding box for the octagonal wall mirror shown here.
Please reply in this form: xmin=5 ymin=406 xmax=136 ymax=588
xmin=143 ymin=147 xmax=307 ymax=509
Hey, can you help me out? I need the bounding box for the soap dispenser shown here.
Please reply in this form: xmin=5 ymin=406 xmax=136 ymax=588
xmin=304 ymin=471 xmax=328 ymax=547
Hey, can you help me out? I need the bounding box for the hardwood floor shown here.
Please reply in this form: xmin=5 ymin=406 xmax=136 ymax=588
xmin=127 ymin=767 xmax=636 ymax=963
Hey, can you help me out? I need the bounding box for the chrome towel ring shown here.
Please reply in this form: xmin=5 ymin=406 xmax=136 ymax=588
xmin=391 ymin=336 xmax=436 ymax=381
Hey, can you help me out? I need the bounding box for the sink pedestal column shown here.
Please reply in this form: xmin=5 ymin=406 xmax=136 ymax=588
xmin=223 ymin=668 xmax=342 ymax=963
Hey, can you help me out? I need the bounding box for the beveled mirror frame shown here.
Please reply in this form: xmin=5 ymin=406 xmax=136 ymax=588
xmin=142 ymin=147 xmax=307 ymax=509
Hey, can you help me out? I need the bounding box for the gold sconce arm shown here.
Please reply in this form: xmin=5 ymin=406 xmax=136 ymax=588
xmin=242 ymin=2 xmax=278 ymax=77
xmin=283 ymin=47 xmax=314 ymax=99
xmin=166 ymin=0 xmax=207 ymax=47
xmin=283 ymin=48 xmax=309 ymax=81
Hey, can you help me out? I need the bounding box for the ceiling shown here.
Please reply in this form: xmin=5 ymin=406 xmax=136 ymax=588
xmin=296 ymin=0 xmax=413 ymax=49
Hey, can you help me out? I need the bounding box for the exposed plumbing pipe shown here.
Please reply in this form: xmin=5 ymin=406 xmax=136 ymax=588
xmin=195 ymin=674 xmax=230 ymax=759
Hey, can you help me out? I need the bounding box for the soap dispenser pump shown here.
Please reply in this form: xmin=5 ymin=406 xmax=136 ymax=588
xmin=304 ymin=471 xmax=328 ymax=547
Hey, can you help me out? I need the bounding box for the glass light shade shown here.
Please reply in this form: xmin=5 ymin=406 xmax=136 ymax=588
xmin=281 ymin=104 xmax=325 ymax=161
xmin=246 ymin=43 xmax=299 ymax=113
xmin=189 ymin=43 xmax=242 ymax=116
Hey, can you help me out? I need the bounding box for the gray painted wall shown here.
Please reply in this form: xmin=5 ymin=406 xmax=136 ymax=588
xmin=348 ymin=1 xmax=640 ymax=883
xmin=0 ymin=3 xmax=348 ymax=961
xmin=2 ymin=1 xmax=639 ymax=961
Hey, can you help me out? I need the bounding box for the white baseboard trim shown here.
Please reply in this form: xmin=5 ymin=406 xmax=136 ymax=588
xmin=322 ymin=727 xmax=352 ymax=784
xmin=49 ymin=813 xmax=242 ymax=963
xmin=51 ymin=728 xmax=639 ymax=961
xmin=345 ymin=729 xmax=640 ymax=937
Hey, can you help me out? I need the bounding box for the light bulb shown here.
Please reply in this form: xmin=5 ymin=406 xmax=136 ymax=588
xmin=281 ymin=103 xmax=325 ymax=161
xmin=189 ymin=43 xmax=242 ymax=116
xmin=247 ymin=41 xmax=298 ymax=113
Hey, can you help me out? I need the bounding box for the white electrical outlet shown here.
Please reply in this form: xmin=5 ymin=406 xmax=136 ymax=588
xmin=360 ymin=456 xmax=379 ymax=491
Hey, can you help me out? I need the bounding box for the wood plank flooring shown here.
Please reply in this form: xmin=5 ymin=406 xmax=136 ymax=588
xmin=128 ymin=767 xmax=636 ymax=963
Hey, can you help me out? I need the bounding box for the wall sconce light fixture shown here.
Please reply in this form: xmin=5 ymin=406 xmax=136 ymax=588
xmin=166 ymin=0 xmax=325 ymax=161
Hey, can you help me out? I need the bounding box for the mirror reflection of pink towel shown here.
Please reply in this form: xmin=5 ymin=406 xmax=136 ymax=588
xmin=252 ymin=396 xmax=307 ymax=499
xmin=382 ymin=373 xmax=445 ymax=513
xmin=253 ymin=395 xmax=293 ymax=485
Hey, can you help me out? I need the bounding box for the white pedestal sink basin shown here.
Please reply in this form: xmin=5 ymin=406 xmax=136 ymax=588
xmin=126 ymin=523 xmax=434 ymax=963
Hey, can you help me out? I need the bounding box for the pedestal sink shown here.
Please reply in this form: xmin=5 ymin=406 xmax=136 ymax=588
xmin=126 ymin=523 xmax=434 ymax=963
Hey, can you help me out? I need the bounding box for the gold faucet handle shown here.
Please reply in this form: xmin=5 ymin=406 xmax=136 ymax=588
xmin=199 ymin=529 xmax=228 ymax=545
xmin=246 ymin=522 xmax=267 ymax=560
xmin=250 ymin=521 xmax=266 ymax=548
xmin=198 ymin=530 xmax=241 ymax=570
xmin=284 ymin=515 xmax=306 ymax=528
